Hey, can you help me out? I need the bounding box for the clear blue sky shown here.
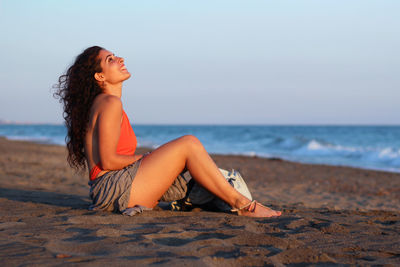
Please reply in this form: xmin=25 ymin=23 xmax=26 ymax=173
xmin=0 ymin=0 xmax=399 ymax=125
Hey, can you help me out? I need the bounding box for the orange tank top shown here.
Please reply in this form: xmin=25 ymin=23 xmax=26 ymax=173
xmin=89 ymin=110 xmax=137 ymax=180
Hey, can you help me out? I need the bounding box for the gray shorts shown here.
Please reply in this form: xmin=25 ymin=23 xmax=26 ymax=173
xmin=88 ymin=158 xmax=144 ymax=214
xmin=88 ymin=153 xmax=189 ymax=215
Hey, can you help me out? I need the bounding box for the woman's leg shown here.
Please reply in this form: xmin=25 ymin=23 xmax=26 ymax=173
xmin=128 ymin=135 xmax=281 ymax=217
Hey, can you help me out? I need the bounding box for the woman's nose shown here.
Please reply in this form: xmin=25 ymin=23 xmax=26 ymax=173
xmin=118 ymin=57 xmax=124 ymax=63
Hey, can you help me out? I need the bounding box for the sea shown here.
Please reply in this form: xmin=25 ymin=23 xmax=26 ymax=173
xmin=1 ymin=124 xmax=399 ymax=173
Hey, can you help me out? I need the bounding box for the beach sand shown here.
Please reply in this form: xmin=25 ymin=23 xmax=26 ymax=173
xmin=0 ymin=137 xmax=399 ymax=266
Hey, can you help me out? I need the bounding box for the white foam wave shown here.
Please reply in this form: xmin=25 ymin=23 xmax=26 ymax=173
xmin=298 ymin=140 xmax=400 ymax=168
xmin=378 ymin=147 xmax=400 ymax=159
xmin=306 ymin=140 xmax=358 ymax=153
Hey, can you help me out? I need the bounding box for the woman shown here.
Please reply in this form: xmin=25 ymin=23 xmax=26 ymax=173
xmin=55 ymin=46 xmax=281 ymax=217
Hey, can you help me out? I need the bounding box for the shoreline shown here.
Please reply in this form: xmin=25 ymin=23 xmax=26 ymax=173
xmin=211 ymin=151 xmax=400 ymax=175
xmin=2 ymin=136 xmax=399 ymax=175
xmin=1 ymin=137 xmax=399 ymax=265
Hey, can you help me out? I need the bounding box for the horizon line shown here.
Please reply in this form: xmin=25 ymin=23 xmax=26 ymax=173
xmin=1 ymin=121 xmax=399 ymax=127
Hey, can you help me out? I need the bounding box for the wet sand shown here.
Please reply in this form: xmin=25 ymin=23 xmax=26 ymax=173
xmin=0 ymin=137 xmax=399 ymax=266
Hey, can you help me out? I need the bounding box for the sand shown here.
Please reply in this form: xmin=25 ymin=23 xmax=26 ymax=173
xmin=0 ymin=137 xmax=399 ymax=266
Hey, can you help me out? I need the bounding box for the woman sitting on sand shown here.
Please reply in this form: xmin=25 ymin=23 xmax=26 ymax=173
xmin=55 ymin=46 xmax=281 ymax=218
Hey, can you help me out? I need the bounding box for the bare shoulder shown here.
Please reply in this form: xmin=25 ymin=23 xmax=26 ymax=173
xmin=93 ymin=94 xmax=122 ymax=114
xmin=97 ymin=94 xmax=122 ymax=107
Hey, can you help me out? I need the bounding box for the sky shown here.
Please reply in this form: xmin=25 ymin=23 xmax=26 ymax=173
xmin=0 ymin=0 xmax=399 ymax=125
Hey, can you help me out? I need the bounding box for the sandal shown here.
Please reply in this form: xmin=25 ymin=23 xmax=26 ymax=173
xmin=231 ymin=200 xmax=257 ymax=214
xmin=231 ymin=200 xmax=281 ymax=217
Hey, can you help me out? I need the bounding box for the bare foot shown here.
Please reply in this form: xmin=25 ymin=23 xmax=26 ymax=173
xmin=236 ymin=201 xmax=282 ymax=218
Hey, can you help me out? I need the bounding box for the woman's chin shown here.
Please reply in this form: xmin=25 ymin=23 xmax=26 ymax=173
xmin=123 ymin=72 xmax=132 ymax=80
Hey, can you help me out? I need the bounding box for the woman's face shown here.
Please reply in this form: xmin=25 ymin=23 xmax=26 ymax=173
xmin=95 ymin=49 xmax=131 ymax=86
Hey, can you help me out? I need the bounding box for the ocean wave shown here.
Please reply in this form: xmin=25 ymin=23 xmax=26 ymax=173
xmin=303 ymin=139 xmax=360 ymax=154
xmin=2 ymin=124 xmax=400 ymax=173
xmin=290 ymin=139 xmax=400 ymax=169
xmin=378 ymin=147 xmax=400 ymax=159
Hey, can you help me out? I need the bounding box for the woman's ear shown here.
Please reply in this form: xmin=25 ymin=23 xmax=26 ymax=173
xmin=94 ymin=72 xmax=104 ymax=82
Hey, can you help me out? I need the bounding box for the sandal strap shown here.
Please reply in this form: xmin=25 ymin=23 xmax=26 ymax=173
xmin=231 ymin=200 xmax=256 ymax=212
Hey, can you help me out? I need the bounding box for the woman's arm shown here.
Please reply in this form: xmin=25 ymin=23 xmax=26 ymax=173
xmin=97 ymin=95 xmax=140 ymax=170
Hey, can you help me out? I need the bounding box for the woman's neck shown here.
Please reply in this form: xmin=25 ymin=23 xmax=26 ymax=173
xmin=103 ymin=83 xmax=122 ymax=98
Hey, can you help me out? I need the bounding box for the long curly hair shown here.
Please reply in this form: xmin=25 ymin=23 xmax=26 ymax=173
xmin=54 ymin=46 xmax=104 ymax=170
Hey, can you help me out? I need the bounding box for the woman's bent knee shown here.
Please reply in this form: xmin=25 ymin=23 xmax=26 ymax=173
xmin=178 ymin=135 xmax=203 ymax=150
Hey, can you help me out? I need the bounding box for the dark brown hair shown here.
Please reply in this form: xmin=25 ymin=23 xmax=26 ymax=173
xmin=54 ymin=46 xmax=104 ymax=170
